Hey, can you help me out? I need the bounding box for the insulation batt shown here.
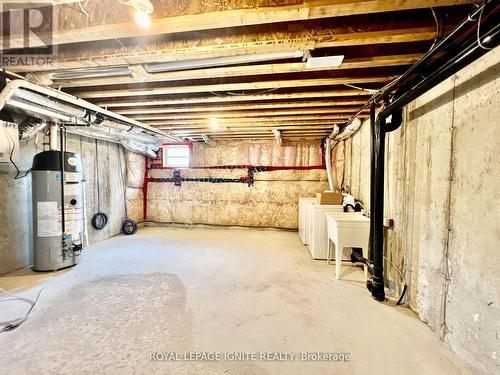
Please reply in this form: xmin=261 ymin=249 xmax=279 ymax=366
xmin=126 ymin=151 xmax=146 ymax=188
xmin=126 ymin=187 xmax=144 ymax=222
xmin=124 ymin=151 xmax=145 ymax=221
xmin=141 ymin=140 xmax=328 ymax=229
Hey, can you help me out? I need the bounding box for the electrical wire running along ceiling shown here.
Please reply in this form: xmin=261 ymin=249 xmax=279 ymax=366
xmin=1 ymin=0 xmax=479 ymax=144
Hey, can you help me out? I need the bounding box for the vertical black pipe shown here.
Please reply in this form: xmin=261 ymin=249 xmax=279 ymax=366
xmin=371 ymin=116 xmax=386 ymax=301
xmin=363 ymin=3 xmax=498 ymax=302
xmin=368 ymin=104 xmax=376 ymax=262
xmin=59 ymin=126 xmax=66 ymax=235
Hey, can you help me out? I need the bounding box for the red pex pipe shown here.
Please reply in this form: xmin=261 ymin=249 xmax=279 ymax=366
xmin=148 ymin=164 xmax=326 ymax=171
xmin=142 ymin=155 xmax=149 ymax=221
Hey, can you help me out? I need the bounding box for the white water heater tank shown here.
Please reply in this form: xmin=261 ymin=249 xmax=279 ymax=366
xmin=31 ymin=150 xmax=84 ymax=271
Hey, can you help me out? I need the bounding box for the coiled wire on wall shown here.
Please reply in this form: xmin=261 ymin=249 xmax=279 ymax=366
xmin=117 ymin=144 xmax=137 ymax=235
xmin=91 ymin=139 xmax=108 ymax=230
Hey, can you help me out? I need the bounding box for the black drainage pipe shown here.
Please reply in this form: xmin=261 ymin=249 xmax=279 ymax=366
xmin=366 ymin=16 xmax=499 ymax=301
xmin=368 ymin=103 xmax=376 ymax=264
xmin=368 ymin=110 xmax=402 ymax=301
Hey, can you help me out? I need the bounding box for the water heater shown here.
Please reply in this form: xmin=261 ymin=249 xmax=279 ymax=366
xmin=31 ymin=150 xmax=84 ymax=271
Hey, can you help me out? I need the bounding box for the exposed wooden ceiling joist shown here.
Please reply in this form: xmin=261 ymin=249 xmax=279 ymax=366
xmin=162 ymin=122 xmax=335 ymax=132
xmin=206 ymin=134 xmax=327 ymax=140
xmin=177 ymin=130 xmax=332 ymax=136
xmin=97 ymin=90 xmax=370 ymax=108
xmin=49 ymin=54 xmax=421 ymax=88
xmin=172 ymin=125 xmax=335 ymax=133
xmin=147 ymin=115 xmax=355 ymax=126
xmin=3 ymin=0 xmax=472 ymax=51
xmin=8 ymin=27 xmax=435 ymax=73
xmin=74 ymin=76 xmax=391 ymax=99
xmin=129 ymin=107 xmax=364 ymax=121
xmin=122 ymin=28 xmax=428 ymax=69
xmin=114 ymin=100 xmax=368 ymax=115
xmin=171 ymin=124 xmax=335 ymax=132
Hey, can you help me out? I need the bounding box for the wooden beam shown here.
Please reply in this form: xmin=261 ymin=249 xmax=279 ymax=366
xmin=171 ymin=125 xmax=335 ymax=133
xmin=11 ymin=28 xmax=434 ymax=73
xmin=159 ymin=122 xmax=342 ymax=130
xmin=130 ymin=108 xmax=364 ymax=121
xmin=161 ymin=125 xmax=341 ymax=132
xmin=194 ymin=132 xmax=331 ymax=138
xmin=74 ymin=76 xmax=391 ymax=99
xmin=52 ymin=54 xmax=421 ymax=88
xmin=317 ymin=27 xmax=435 ymax=48
xmin=98 ymin=90 xmax=370 ymax=108
xmin=150 ymin=117 xmax=352 ymax=127
xmin=178 ymin=130 xmax=331 ymax=136
xmin=208 ymin=134 xmax=327 ymax=140
xmin=3 ymin=1 xmax=472 ymax=50
xmin=114 ymin=100 xmax=368 ymax=115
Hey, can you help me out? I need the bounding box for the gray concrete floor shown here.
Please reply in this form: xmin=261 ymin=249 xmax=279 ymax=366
xmin=0 ymin=227 xmax=475 ymax=375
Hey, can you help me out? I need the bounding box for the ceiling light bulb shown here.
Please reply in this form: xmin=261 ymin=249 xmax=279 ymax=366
xmin=210 ymin=118 xmax=219 ymax=130
xmin=135 ymin=11 xmax=151 ymax=28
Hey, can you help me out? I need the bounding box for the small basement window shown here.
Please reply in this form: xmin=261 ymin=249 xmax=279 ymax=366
xmin=163 ymin=144 xmax=190 ymax=168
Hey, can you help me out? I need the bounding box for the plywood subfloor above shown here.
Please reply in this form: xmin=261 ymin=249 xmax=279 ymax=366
xmin=0 ymin=0 xmax=474 ymax=141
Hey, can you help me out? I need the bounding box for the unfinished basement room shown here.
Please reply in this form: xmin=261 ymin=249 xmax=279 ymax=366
xmin=0 ymin=1 xmax=499 ymax=374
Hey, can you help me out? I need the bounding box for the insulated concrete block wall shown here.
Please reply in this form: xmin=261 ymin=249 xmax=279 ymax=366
xmin=125 ymin=151 xmax=144 ymax=222
xmin=0 ymin=139 xmax=38 ymax=275
xmin=0 ymin=134 xmax=126 ymax=275
xmin=341 ymin=122 xmax=371 ymax=207
xmin=146 ymin=140 xmax=328 ymax=228
xmin=191 ymin=140 xmax=323 ymax=167
xmin=331 ymin=142 xmax=345 ymax=190
xmin=335 ymin=47 xmax=500 ymax=372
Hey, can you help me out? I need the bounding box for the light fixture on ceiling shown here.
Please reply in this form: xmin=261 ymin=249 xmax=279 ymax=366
xmin=134 ymin=11 xmax=151 ymax=28
xmin=146 ymin=50 xmax=305 ymax=73
xmin=121 ymin=0 xmax=153 ymax=28
xmin=306 ymin=55 xmax=344 ymax=69
xmin=210 ymin=117 xmax=219 ymax=130
xmin=48 ymin=51 xmax=306 ymax=82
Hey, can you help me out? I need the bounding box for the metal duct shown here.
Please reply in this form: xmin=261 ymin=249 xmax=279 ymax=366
xmin=328 ymin=118 xmax=361 ymax=142
xmin=324 ymin=125 xmax=339 ymax=191
xmin=0 ymin=79 xmax=179 ymax=142
xmin=121 ymin=140 xmax=158 ymax=158
xmin=51 ymin=67 xmax=130 ymax=80
xmin=0 ymin=79 xmax=179 ymax=156
xmin=18 ymin=118 xmax=48 ymax=140
xmin=65 ymin=123 xmax=159 ymax=150
xmin=13 ymin=89 xmax=96 ymax=122
xmin=146 ymin=51 xmax=305 ymax=73
xmin=7 ymin=96 xmax=162 ymax=149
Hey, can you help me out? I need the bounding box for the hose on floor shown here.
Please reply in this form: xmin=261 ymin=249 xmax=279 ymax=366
xmin=0 ymin=287 xmax=43 ymax=333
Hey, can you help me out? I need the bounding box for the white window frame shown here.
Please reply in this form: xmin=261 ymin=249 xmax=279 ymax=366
xmin=162 ymin=144 xmax=191 ymax=168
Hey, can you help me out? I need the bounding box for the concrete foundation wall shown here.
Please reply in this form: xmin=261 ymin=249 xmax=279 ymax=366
xmin=0 ymin=133 xmax=126 ymax=275
xmin=334 ymin=47 xmax=500 ymax=372
xmin=146 ymin=140 xmax=328 ymax=229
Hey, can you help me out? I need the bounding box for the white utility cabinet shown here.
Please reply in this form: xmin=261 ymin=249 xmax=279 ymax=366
xmin=298 ymin=197 xmax=316 ymax=245
xmin=325 ymin=212 xmax=370 ymax=280
xmin=298 ymin=197 xmax=343 ymax=259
